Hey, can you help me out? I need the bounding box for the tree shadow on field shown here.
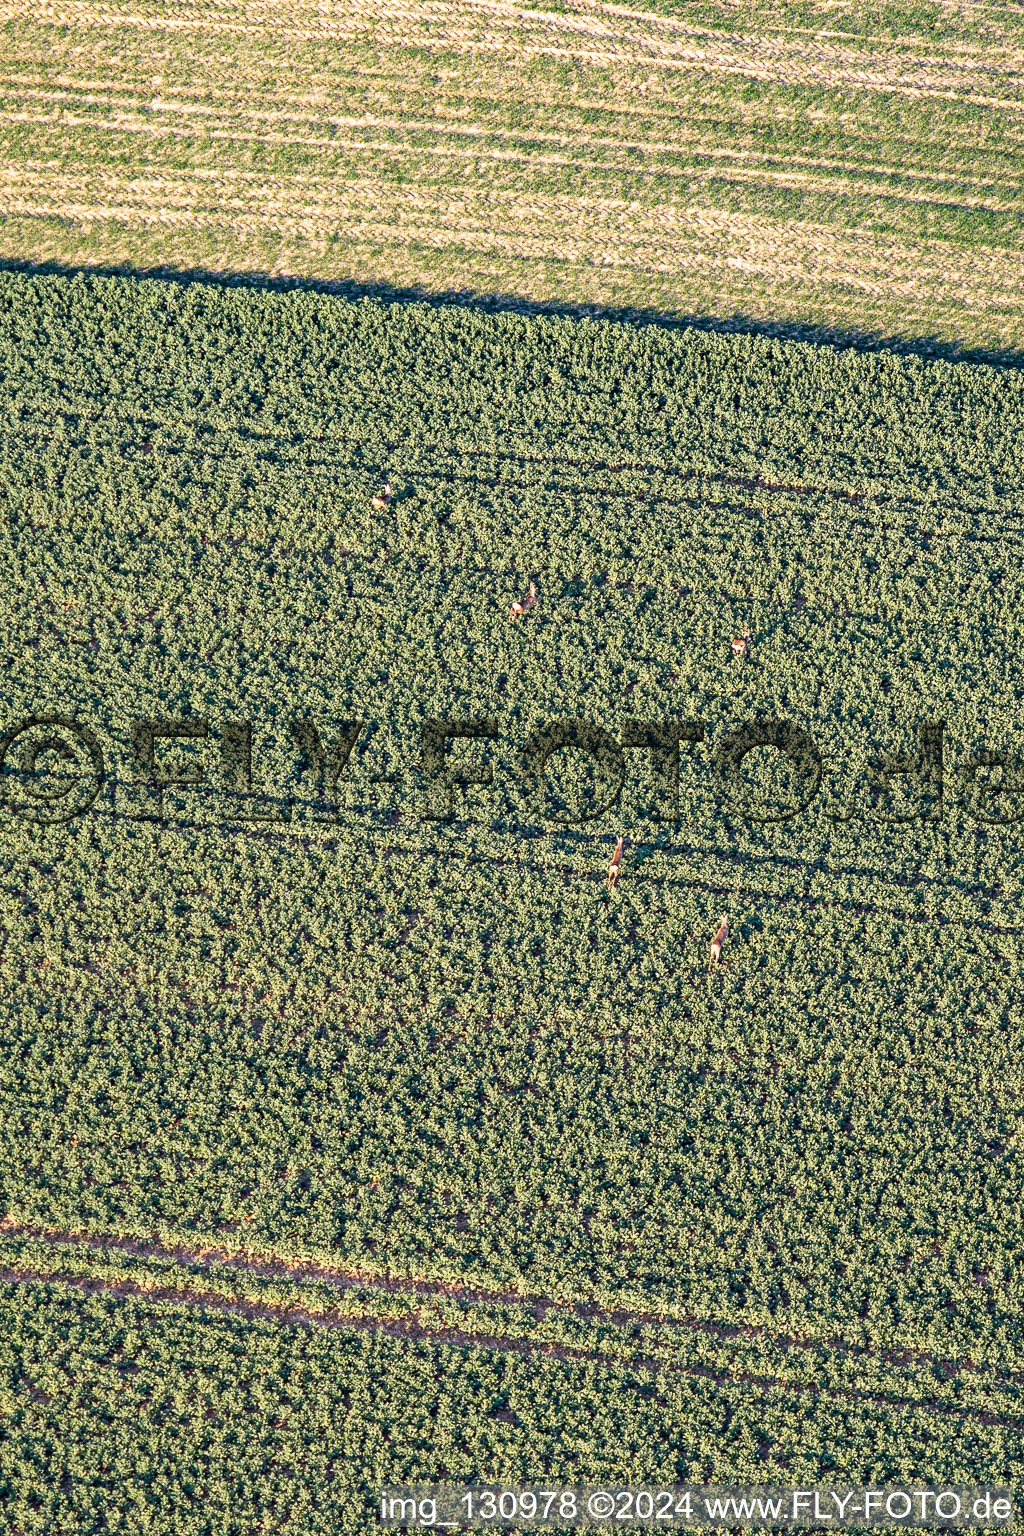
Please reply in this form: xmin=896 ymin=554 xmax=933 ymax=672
xmin=2 ymin=256 xmax=1022 ymax=371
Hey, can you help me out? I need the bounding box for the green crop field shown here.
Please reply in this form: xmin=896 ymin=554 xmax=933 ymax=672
xmin=2 ymin=0 xmax=1024 ymax=359
xmin=1 ymin=269 xmax=1024 ymax=1530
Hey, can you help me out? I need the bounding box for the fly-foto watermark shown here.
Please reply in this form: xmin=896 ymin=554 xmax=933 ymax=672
xmin=378 ymin=1486 xmax=1015 ymax=1529
xmin=0 ymin=712 xmax=1021 ymax=830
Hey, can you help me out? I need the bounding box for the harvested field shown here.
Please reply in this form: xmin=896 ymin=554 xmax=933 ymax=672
xmin=1 ymin=0 xmax=1024 ymax=353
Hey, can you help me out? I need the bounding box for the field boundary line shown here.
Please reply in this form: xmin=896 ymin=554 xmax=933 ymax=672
xmin=6 ymin=169 xmax=1024 ymax=308
xmin=1 ymin=1256 xmax=1022 ymax=1429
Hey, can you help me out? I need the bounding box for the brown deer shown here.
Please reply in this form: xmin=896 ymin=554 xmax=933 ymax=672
xmin=732 ymin=626 xmax=752 ymax=659
xmin=708 ymin=915 xmax=728 ymax=968
xmin=509 ymin=580 xmax=538 ymax=620
xmin=607 ymin=835 xmax=625 ymax=891
xmin=370 ymin=483 xmax=393 ymax=512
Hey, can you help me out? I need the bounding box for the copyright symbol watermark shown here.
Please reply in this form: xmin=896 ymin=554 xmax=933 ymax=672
xmin=587 ymin=1491 xmax=615 ymax=1520
xmin=0 ymin=716 xmax=105 ymax=824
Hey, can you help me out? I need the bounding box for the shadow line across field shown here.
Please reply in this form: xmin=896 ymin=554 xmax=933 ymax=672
xmin=2 ymin=257 xmax=1022 ymax=372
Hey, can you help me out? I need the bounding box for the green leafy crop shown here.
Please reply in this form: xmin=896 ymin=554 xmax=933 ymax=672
xmin=0 ymin=272 xmax=1022 ymax=1528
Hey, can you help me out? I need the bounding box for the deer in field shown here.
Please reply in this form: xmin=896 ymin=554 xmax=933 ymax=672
xmin=370 ymin=483 xmax=393 ymax=512
xmin=732 ymin=626 xmax=752 ymax=659
xmin=509 ymin=580 xmax=538 ymax=620
xmin=607 ymin=835 xmax=625 ymax=891
xmin=708 ymin=915 xmax=728 ymax=968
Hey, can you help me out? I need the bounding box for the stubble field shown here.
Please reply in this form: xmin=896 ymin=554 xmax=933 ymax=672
xmin=2 ymin=0 xmax=1024 ymax=356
